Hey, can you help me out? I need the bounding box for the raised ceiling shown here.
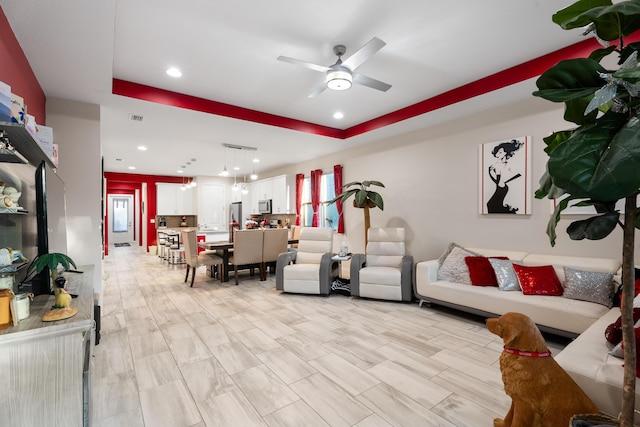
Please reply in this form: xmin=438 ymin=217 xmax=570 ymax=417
xmin=0 ymin=0 xmax=587 ymax=178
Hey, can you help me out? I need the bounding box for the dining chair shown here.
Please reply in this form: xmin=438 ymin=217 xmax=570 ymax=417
xmin=228 ymin=229 xmax=264 ymax=285
xmin=350 ymin=227 xmax=413 ymax=302
xmin=262 ymin=228 xmax=289 ymax=280
xmin=182 ymin=229 xmax=222 ymax=287
xmin=288 ymin=225 xmax=304 ymax=249
xmin=276 ymin=227 xmax=338 ymax=295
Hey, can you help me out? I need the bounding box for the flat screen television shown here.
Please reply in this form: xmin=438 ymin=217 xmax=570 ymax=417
xmin=32 ymin=160 xmax=68 ymax=295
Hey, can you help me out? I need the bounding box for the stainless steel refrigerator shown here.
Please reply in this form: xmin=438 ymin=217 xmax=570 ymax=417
xmin=229 ymin=202 xmax=242 ymax=228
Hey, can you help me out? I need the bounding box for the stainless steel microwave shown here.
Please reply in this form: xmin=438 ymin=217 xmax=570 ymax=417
xmin=258 ymin=199 xmax=272 ymax=214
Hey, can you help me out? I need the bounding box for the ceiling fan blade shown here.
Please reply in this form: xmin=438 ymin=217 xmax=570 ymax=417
xmin=277 ymin=56 xmax=329 ymax=73
xmin=307 ymin=82 xmax=328 ymax=98
xmin=353 ymin=73 xmax=392 ymax=92
xmin=342 ymin=37 xmax=386 ymax=71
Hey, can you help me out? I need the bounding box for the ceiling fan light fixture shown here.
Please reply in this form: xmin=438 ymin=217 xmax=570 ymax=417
xmin=326 ymin=69 xmax=352 ymax=91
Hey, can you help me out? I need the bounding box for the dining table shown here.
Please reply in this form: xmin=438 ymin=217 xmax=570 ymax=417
xmin=198 ymin=238 xmax=299 ymax=283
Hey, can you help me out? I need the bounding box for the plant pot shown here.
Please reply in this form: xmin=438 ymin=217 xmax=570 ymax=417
xmin=570 ymin=413 xmax=619 ymax=426
xmin=353 ymin=199 xmax=377 ymax=209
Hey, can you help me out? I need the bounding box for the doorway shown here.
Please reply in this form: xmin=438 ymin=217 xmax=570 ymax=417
xmin=108 ymin=195 xmax=135 ymax=245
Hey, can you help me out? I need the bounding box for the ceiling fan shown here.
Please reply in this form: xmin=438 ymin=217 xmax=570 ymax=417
xmin=277 ymin=37 xmax=392 ymax=98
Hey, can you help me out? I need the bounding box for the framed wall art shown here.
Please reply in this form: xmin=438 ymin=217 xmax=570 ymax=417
xmin=479 ymin=136 xmax=531 ymax=215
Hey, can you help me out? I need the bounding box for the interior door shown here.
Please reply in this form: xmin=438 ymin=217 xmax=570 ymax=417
xmin=108 ymin=195 xmax=134 ymax=245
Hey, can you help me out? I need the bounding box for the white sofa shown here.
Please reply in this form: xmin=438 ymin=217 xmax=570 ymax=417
xmin=414 ymin=248 xmax=620 ymax=338
xmin=554 ymin=308 xmax=640 ymax=422
xmin=414 ymin=247 xmax=638 ymax=419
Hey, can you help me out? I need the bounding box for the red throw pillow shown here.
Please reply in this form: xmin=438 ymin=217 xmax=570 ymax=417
xmin=605 ymin=307 xmax=640 ymax=345
xmin=465 ymin=256 xmax=509 ymax=286
xmin=513 ymin=264 xmax=563 ymax=296
xmin=620 ymin=277 xmax=640 ymax=307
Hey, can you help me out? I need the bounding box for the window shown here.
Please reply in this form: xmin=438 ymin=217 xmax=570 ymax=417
xmin=112 ymin=198 xmax=129 ymax=233
xmin=300 ymin=173 xmax=338 ymax=231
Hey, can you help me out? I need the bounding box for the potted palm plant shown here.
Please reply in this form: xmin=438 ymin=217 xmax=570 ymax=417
xmin=533 ymin=1 xmax=640 ymax=425
xmin=27 ymin=253 xmax=78 ymax=320
xmin=330 ymin=180 xmax=384 ymax=246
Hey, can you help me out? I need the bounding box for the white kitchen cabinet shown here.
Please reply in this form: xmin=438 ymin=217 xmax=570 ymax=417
xmin=249 ymin=179 xmax=272 ymax=214
xmin=271 ymin=175 xmax=296 ymax=214
xmin=247 ymin=175 xmax=296 ymax=214
xmin=156 ymin=183 xmax=195 ymax=215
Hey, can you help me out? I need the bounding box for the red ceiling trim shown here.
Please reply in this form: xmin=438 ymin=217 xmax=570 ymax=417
xmin=112 ymin=34 xmax=640 ymax=140
xmin=343 ymin=36 xmax=634 ymax=138
xmin=112 ymin=79 xmax=344 ymax=139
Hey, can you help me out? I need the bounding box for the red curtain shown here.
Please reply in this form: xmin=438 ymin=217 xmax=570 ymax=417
xmin=295 ymin=173 xmax=304 ymax=226
xmin=310 ymin=169 xmax=322 ymax=227
xmin=334 ymin=164 xmax=344 ymax=233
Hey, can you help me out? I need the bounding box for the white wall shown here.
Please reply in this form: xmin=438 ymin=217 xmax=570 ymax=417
xmin=46 ymin=98 xmax=103 ymax=304
xmin=266 ymin=96 xmax=640 ymax=264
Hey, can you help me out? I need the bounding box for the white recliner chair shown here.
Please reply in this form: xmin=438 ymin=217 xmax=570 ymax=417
xmin=350 ymin=227 xmax=413 ymax=302
xmin=276 ymin=227 xmax=338 ymax=295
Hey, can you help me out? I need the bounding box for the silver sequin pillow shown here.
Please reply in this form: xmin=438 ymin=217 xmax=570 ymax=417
xmin=563 ymin=266 xmax=614 ymax=308
xmin=488 ymin=258 xmax=522 ymax=291
xmin=437 ymin=244 xmax=479 ymax=284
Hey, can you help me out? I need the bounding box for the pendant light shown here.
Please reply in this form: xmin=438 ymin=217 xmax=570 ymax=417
xmin=241 ymin=175 xmax=249 ymax=195
xmin=250 ymin=153 xmax=259 ymax=180
xmin=219 ymin=146 xmax=229 ymax=176
xmin=232 ymin=173 xmax=239 ymax=192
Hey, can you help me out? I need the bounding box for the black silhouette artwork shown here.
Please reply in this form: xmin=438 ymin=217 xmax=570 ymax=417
xmin=485 ymin=139 xmax=525 ymax=214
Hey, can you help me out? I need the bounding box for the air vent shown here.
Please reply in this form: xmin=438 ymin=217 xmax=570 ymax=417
xmin=129 ymin=114 xmax=144 ymax=122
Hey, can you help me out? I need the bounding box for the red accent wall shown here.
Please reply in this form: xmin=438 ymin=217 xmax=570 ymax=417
xmin=104 ymin=172 xmax=193 ymax=254
xmin=0 ymin=6 xmax=46 ymax=124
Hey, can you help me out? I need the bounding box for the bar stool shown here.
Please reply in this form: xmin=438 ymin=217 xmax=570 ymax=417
xmin=166 ymin=232 xmax=185 ymax=265
xmin=158 ymin=231 xmax=168 ymax=260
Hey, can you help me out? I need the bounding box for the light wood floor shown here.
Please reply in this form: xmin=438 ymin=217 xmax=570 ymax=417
xmin=91 ymin=245 xmax=568 ymax=427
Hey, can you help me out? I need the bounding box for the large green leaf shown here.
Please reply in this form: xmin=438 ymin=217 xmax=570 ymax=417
xmin=368 ymin=191 xmax=384 ymax=210
xmin=548 ymin=111 xmax=640 ymax=200
xmin=553 ymin=0 xmax=613 ymax=27
xmin=542 ymin=130 xmax=574 ymax=155
xmin=566 ymin=212 xmax=620 ymax=240
xmin=589 ymin=45 xmax=618 ymax=62
xmin=554 ymin=0 xmax=640 ymax=41
xmin=620 ymin=42 xmax=640 ymax=64
xmin=533 ymin=59 xmax=606 ymax=103
xmin=362 ymin=180 xmax=385 ymax=188
xmin=536 ymin=168 xmax=568 ymax=200
xmin=613 ymin=66 xmax=640 ymax=82
xmin=565 ymin=97 xmax=600 ymax=125
xmin=27 ymin=253 xmax=77 ymax=277
xmin=546 ymin=196 xmax=576 ymax=246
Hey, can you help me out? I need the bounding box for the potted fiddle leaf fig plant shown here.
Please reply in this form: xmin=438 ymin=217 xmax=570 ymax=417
xmin=533 ymin=1 xmax=640 ymax=425
xmin=330 ymin=180 xmax=384 ymax=246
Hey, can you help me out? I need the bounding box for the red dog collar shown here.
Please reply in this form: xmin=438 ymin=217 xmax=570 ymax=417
xmin=503 ymin=347 xmax=551 ymax=357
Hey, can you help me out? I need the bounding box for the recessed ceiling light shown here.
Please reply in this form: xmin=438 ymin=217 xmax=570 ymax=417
xmin=166 ymin=67 xmax=182 ymax=78
xmin=137 ymin=146 xmax=147 ymax=151
xmin=115 ymin=158 xmax=123 ymax=162
xmin=253 ymin=158 xmax=260 ymax=163
xmin=333 ymin=111 xmax=344 ymax=119
xmin=177 ymin=170 xmax=184 ymax=174
xmin=128 ymin=166 xmax=136 ymax=170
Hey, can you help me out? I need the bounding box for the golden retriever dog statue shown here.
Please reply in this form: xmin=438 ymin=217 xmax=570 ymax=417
xmin=486 ymin=312 xmax=598 ymax=427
